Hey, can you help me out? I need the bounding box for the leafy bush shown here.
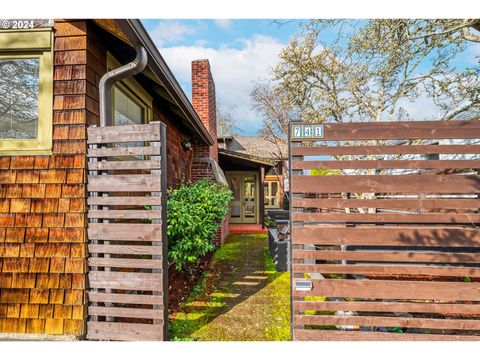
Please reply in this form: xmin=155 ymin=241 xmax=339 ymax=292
xmin=167 ymin=179 xmax=232 ymax=271
xmin=263 ymin=213 xmax=276 ymax=228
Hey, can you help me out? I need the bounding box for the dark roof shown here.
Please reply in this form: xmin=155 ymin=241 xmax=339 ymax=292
xmin=218 ymin=148 xmax=274 ymax=167
xmin=218 ymin=136 xmax=288 ymax=161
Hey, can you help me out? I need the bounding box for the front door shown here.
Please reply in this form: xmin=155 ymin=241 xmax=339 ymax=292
xmin=226 ymin=172 xmax=258 ymax=224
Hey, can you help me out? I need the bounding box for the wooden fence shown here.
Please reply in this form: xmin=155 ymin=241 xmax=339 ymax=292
xmin=86 ymin=122 xmax=167 ymax=341
xmin=289 ymin=120 xmax=480 ymax=340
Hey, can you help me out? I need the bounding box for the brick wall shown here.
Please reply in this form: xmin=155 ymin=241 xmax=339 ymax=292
xmin=191 ymin=59 xmax=229 ymax=244
xmin=0 ymin=20 xmax=94 ymax=337
xmin=153 ymin=106 xmax=193 ymax=188
xmin=191 ymin=60 xmax=218 ymax=163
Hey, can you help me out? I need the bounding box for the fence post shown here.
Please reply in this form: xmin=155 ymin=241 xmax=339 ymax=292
xmin=88 ymin=125 xmax=98 ymax=325
xmin=150 ymin=121 xmax=169 ymax=340
xmin=156 ymin=122 xmax=169 ymax=340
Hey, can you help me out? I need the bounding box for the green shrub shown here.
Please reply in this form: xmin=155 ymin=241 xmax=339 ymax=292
xmin=263 ymin=213 xmax=276 ymax=228
xmin=167 ymin=179 xmax=232 ymax=271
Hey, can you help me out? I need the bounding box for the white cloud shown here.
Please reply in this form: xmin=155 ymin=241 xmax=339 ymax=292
xmin=159 ymin=35 xmax=285 ymax=134
xmin=148 ymin=21 xmax=197 ymax=47
xmin=214 ymin=19 xmax=232 ymax=30
xmin=466 ymin=41 xmax=480 ymax=65
xmin=394 ymin=89 xmax=452 ymax=120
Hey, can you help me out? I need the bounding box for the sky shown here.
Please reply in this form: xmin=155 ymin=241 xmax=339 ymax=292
xmin=141 ymin=19 xmax=302 ymax=135
xmin=142 ymin=19 xmax=480 ymax=135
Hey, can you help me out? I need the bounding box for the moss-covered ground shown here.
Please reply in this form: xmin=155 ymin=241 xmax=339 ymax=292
xmin=169 ymin=233 xmax=291 ymax=341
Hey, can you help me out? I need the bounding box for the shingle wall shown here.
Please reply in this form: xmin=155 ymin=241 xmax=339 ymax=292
xmin=0 ymin=20 xmax=94 ymax=337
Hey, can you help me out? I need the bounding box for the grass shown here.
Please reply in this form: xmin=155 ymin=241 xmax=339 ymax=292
xmin=169 ymin=233 xmax=291 ymax=341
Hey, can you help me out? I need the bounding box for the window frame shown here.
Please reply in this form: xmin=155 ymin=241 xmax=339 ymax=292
xmin=264 ymin=180 xmax=281 ymax=209
xmin=107 ymin=53 xmax=152 ymax=126
xmin=0 ymin=29 xmax=53 ymax=155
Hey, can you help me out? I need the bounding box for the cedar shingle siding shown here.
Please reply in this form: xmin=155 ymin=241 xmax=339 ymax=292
xmin=0 ymin=19 xmax=208 ymax=338
xmin=0 ymin=20 xmax=93 ymax=337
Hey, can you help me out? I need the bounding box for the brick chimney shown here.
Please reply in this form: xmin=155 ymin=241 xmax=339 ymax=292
xmin=190 ymin=60 xmax=229 ymax=244
xmin=191 ymin=59 xmax=218 ymax=162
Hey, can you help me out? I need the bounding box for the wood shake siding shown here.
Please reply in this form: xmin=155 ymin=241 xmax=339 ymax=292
xmin=0 ymin=19 xmax=215 ymax=338
xmin=0 ymin=20 xmax=96 ymax=337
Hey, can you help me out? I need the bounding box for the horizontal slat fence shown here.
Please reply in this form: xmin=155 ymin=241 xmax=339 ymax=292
xmin=289 ymin=120 xmax=480 ymax=341
xmin=86 ymin=122 xmax=167 ymax=341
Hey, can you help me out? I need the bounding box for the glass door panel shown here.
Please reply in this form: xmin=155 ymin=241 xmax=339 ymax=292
xmin=227 ymin=174 xmax=242 ymax=223
xmin=242 ymin=175 xmax=256 ymax=223
xmin=226 ymin=173 xmax=258 ymax=224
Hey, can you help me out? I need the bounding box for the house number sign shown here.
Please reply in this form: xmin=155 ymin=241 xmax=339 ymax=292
xmin=291 ymin=124 xmax=324 ymax=139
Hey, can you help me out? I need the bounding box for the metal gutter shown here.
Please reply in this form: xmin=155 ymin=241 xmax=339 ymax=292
xmin=99 ymin=45 xmax=148 ymax=127
xmin=116 ymin=19 xmax=214 ymax=146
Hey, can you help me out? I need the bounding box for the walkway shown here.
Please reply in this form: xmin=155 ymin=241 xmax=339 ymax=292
xmin=169 ymin=233 xmax=291 ymax=341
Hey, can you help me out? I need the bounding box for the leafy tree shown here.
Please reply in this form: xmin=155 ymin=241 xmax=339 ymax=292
xmin=217 ymin=106 xmax=243 ymax=137
xmin=251 ymin=19 xmax=480 ymax=138
xmin=251 ymin=20 xmax=480 ymax=213
xmin=250 ymin=81 xmax=290 ymax=160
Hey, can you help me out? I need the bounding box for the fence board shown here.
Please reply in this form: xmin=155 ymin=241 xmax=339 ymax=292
xmin=292 ymin=227 xmax=480 ymax=247
xmin=88 ymin=271 xmax=163 ymax=291
xmin=88 ymin=245 xmax=163 ymax=256
xmin=293 ymin=250 xmax=480 ymax=263
xmin=88 ymin=223 xmax=161 ymax=241
xmin=87 ymin=196 xmax=162 ymax=206
xmin=88 ymin=160 xmax=161 ymax=171
xmin=292 ymin=144 xmax=480 ymax=156
xmin=87 ymin=146 xmax=161 ymax=157
xmin=293 ymin=279 xmax=480 ymax=301
xmin=294 ymin=329 xmax=479 ymax=341
xmin=88 ymin=209 xmax=162 ymax=220
xmin=86 ymin=122 xmax=168 ymax=341
xmin=291 ymin=175 xmax=480 ymax=194
xmin=292 ymin=212 xmax=480 ymax=224
xmin=87 ymin=123 xmax=161 ymax=144
xmin=88 ymin=292 xmax=163 ymax=305
xmin=87 ymin=257 xmax=163 ymax=269
xmin=293 ymin=198 xmax=480 ymax=209
xmin=292 ymin=160 xmax=480 ymax=170
xmin=88 ymin=174 xmax=161 ymax=192
xmin=291 ymin=120 xmax=480 ymax=141
xmin=295 ymin=315 xmax=480 ymax=330
xmin=293 ymin=264 xmax=480 ymax=277
xmin=289 ymin=120 xmax=480 ymax=341
xmin=86 ymin=322 xmax=163 ymax=341
xmin=293 ymin=301 xmax=480 ymax=315
xmin=88 ymin=306 xmax=164 ymax=319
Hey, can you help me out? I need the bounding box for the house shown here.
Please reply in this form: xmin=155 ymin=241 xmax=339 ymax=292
xmin=0 ymin=19 xmax=227 ymax=339
xmin=217 ymin=136 xmax=288 ymax=228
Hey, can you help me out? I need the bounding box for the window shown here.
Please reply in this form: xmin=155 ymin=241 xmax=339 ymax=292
xmin=107 ymin=53 xmax=152 ymax=126
xmin=0 ymin=29 xmax=53 ymax=155
xmin=264 ymin=180 xmax=280 ymax=208
xmin=114 ymin=87 xmax=145 ymax=125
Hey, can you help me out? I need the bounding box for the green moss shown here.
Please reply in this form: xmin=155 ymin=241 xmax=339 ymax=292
xmin=263 ymin=247 xmax=276 ymax=272
xmin=169 ymin=233 xmax=291 ymax=341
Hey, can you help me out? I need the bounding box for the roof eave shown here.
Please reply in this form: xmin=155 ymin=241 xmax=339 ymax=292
xmin=115 ymin=19 xmax=214 ymax=146
xmin=219 ymin=148 xmax=274 ymax=167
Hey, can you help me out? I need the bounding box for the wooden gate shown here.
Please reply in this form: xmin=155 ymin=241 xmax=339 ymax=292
xmin=86 ymin=122 xmax=167 ymax=341
xmin=289 ymin=120 xmax=480 ymax=340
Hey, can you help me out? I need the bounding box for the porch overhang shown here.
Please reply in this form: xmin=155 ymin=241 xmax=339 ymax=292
xmin=218 ymin=148 xmax=274 ymax=171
